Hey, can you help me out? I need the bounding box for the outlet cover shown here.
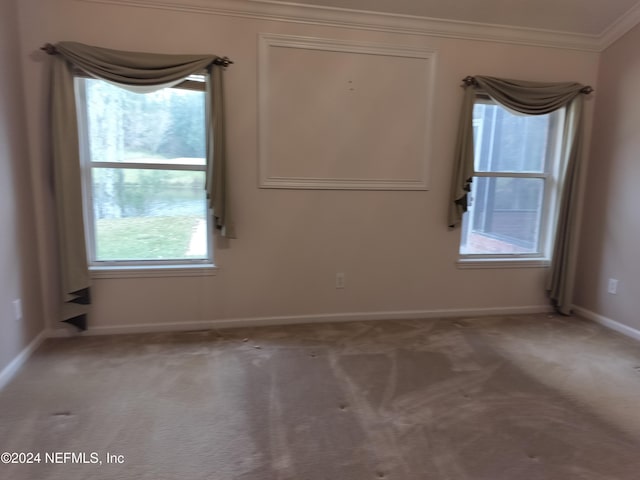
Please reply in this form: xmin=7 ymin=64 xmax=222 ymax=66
xmin=12 ymin=299 xmax=23 ymax=321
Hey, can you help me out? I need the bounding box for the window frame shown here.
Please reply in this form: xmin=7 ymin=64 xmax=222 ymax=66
xmin=458 ymin=94 xmax=565 ymax=268
xmin=74 ymin=74 xmax=215 ymax=273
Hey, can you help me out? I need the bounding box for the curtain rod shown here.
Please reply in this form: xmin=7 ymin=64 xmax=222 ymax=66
xmin=461 ymin=75 xmax=593 ymax=94
xmin=40 ymin=43 xmax=234 ymax=67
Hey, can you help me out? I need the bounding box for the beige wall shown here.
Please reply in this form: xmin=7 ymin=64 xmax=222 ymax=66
xmin=16 ymin=0 xmax=600 ymax=332
xmin=575 ymin=23 xmax=640 ymax=328
xmin=0 ymin=0 xmax=45 ymax=371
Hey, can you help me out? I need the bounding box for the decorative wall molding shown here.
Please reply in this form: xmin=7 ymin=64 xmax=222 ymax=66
xmin=49 ymin=304 xmax=553 ymax=336
xmin=258 ymin=34 xmax=435 ymax=190
xmin=78 ymin=0 xmax=622 ymax=52
xmin=573 ymin=306 xmax=640 ymax=342
xmin=0 ymin=331 xmax=47 ymax=391
xmin=258 ymin=176 xmax=429 ymax=190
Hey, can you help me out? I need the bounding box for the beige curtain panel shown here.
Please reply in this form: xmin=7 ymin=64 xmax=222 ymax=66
xmin=50 ymin=56 xmax=91 ymax=328
xmin=48 ymin=41 xmax=232 ymax=327
xmin=449 ymin=75 xmax=591 ymax=315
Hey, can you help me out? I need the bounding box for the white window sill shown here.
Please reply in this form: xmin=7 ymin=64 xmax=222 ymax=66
xmin=457 ymin=258 xmax=550 ymax=269
xmin=90 ymin=264 xmax=218 ymax=279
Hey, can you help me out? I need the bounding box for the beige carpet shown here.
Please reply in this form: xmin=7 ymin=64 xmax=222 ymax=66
xmin=2 ymin=313 xmax=640 ymax=479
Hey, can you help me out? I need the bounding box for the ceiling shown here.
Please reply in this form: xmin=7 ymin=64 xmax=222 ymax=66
xmin=257 ymin=0 xmax=640 ymax=36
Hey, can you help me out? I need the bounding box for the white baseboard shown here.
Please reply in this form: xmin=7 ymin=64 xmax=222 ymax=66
xmin=0 ymin=330 xmax=47 ymax=391
xmin=4 ymin=306 xmax=553 ymax=385
xmin=573 ymin=306 xmax=640 ymax=342
xmin=49 ymin=305 xmax=553 ymax=337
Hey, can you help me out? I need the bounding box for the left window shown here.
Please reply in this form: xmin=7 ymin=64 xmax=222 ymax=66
xmin=75 ymin=75 xmax=212 ymax=267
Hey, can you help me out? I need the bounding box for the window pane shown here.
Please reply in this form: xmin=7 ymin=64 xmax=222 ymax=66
xmin=460 ymin=177 xmax=544 ymax=255
xmin=473 ymin=102 xmax=555 ymax=173
xmin=92 ymin=168 xmax=208 ymax=261
xmin=84 ymin=79 xmax=206 ymax=166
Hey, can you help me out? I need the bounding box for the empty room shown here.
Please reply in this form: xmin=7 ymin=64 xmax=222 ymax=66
xmin=2 ymin=0 xmax=640 ymax=478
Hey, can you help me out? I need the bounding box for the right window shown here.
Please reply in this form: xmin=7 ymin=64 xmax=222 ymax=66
xmin=460 ymin=96 xmax=565 ymax=260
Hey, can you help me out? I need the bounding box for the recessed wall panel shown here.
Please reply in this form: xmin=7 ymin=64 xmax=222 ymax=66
xmin=258 ymin=35 xmax=436 ymax=189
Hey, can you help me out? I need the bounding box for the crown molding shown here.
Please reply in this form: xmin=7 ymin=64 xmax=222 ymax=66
xmin=598 ymin=1 xmax=640 ymax=51
xmin=79 ymin=0 xmax=607 ymax=51
xmin=77 ymin=0 xmax=640 ymax=52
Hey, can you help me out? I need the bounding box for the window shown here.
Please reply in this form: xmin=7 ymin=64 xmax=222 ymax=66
xmin=75 ymin=75 xmax=212 ymax=268
xmin=459 ymin=96 xmax=565 ymax=263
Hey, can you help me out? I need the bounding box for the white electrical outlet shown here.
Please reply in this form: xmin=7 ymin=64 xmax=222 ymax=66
xmin=12 ymin=299 xmax=23 ymax=321
xmin=336 ymin=272 xmax=345 ymax=289
xmin=607 ymin=278 xmax=618 ymax=295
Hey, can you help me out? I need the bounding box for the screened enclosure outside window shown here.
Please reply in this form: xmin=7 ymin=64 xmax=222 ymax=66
xmin=76 ymin=76 xmax=211 ymax=265
xmin=460 ymin=97 xmax=564 ymax=257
